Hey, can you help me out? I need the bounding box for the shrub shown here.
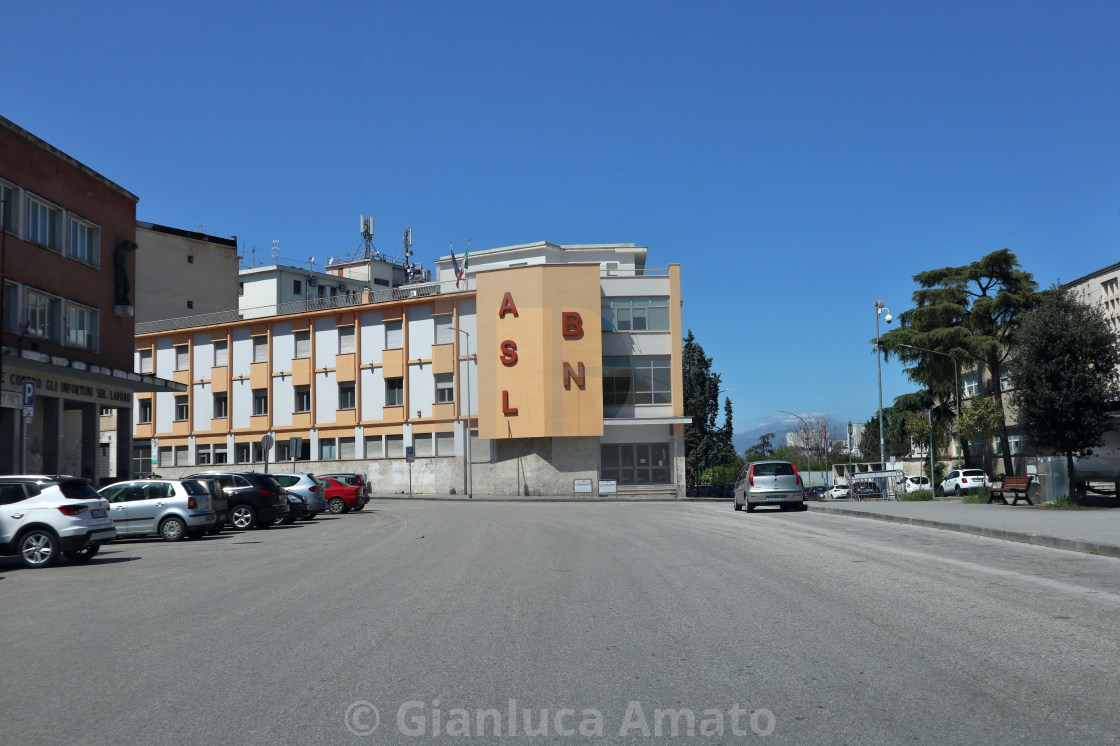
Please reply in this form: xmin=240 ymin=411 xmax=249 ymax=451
xmin=1041 ymin=495 xmax=1090 ymax=509
xmin=899 ymin=489 xmax=933 ymax=501
xmin=961 ymin=488 xmax=989 ymax=504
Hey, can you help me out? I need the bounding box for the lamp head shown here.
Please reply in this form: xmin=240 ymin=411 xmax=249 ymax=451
xmin=884 ymin=313 xmax=893 ymax=324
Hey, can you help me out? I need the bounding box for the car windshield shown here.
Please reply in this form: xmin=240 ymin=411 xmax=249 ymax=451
xmin=753 ymin=463 xmax=795 ymax=477
xmin=58 ymin=480 xmax=101 ymax=500
xmin=182 ymin=480 xmax=210 ymax=495
xmin=963 ymin=470 xmax=986 ymax=477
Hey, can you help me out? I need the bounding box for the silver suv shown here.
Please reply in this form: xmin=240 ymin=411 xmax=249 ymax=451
xmin=98 ymin=479 xmax=217 ymax=541
xmin=0 ymin=476 xmax=116 ymax=568
xmin=271 ymin=473 xmax=328 ymax=518
xmin=733 ymin=460 xmax=807 ymax=513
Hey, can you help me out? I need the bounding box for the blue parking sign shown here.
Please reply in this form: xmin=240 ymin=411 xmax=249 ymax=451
xmin=22 ymin=381 xmax=35 ymax=407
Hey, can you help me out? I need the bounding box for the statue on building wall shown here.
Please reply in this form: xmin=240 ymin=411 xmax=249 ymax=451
xmin=114 ymin=240 xmax=138 ymax=307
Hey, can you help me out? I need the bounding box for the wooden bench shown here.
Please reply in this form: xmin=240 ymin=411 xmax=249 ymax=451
xmin=988 ymin=475 xmax=1034 ymax=505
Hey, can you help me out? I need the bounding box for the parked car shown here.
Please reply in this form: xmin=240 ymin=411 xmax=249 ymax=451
xmin=0 ymin=476 xmax=116 ymax=568
xmin=184 ymin=471 xmax=288 ymax=529
xmin=320 ymin=473 xmax=371 ymax=498
xmin=805 ymin=485 xmax=828 ymax=500
xmin=718 ymin=482 xmax=736 ymax=498
xmin=733 ymin=460 xmax=806 ymax=512
xmin=271 ymin=473 xmax=328 ymax=518
xmin=98 ymin=479 xmax=216 ymax=541
xmin=276 ymin=493 xmax=310 ymax=525
xmin=901 ymin=475 xmax=931 ymax=494
xmin=318 ymin=477 xmax=365 ymax=514
xmin=825 ymin=483 xmax=850 ymax=500
xmin=192 ymin=477 xmax=229 ymax=533
xmin=849 ymin=480 xmax=882 ymax=500
xmin=937 ymin=469 xmax=989 ymax=497
xmin=690 ymin=484 xmax=715 ymax=497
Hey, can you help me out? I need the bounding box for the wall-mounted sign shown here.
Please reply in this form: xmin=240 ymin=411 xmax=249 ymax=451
xmin=599 ymin=480 xmax=617 ymax=495
xmin=574 ymin=479 xmax=593 ymax=494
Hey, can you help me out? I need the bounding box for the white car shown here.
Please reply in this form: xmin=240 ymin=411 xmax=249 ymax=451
xmin=0 ymin=476 xmax=116 ymax=568
xmin=937 ymin=469 xmax=989 ymax=496
xmin=825 ymin=484 xmax=850 ymax=500
xmin=901 ymin=476 xmax=931 ymax=493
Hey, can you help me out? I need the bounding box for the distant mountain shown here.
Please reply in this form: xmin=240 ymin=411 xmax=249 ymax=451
xmin=732 ymin=425 xmax=791 ymax=455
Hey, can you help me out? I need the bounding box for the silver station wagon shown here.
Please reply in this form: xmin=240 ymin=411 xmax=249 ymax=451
xmin=98 ymin=479 xmax=217 ymax=541
xmin=733 ymin=460 xmax=807 ymax=513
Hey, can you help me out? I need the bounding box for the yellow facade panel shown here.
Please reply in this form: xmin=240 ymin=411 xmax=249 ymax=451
xmin=249 ymin=362 xmax=269 ymax=389
xmin=476 ymin=264 xmax=603 ymax=439
xmin=382 ymin=350 xmax=404 ymax=379
xmin=431 ymin=344 xmax=455 ymax=374
xmin=335 ymin=354 xmax=357 ymax=382
xmin=210 ymin=370 xmax=228 ymax=393
xmin=292 ymin=357 xmax=311 ymax=386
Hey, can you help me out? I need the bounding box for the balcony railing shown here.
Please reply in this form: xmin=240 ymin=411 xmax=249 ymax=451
xmin=136 ymin=277 xmax=475 ymax=334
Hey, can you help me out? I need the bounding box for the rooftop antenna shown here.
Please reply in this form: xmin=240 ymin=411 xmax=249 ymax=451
xmin=309 ymin=256 xmax=316 ymax=272
xmin=250 ymin=245 xmax=256 ymax=267
xmin=271 ymin=240 xmax=279 ymax=264
xmin=360 ymin=215 xmax=374 ymax=259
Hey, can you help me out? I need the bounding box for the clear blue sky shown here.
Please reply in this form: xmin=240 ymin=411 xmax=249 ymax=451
xmin=6 ymin=1 xmax=1119 ymax=440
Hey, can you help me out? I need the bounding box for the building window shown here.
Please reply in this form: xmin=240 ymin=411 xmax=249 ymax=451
xmin=238 ymin=282 xmax=244 ymax=296
xmin=386 ymin=434 xmax=404 ymax=458
xmin=601 ymin=443 xmax=671 ymax=484
xmin=320 ymin=438 xmax=337 ymax=460
xmin=65 ymin=302 xmax=98 ymax=351
xmin=235 ymin=443 xmax=251 ymax=463
xmin=339 ymin=437 xmax=356 ymax=460
xmin=252 ymin=336 xmax=268 ymax=363
xmin=1007 ymin=433 xmax=1026 ymax=455
xmin=373 ymin=277 xmax=390 ymax=287
xmin=26 ymin=196 xmax=61 ymax=251
xmin=435 ymin=374 xmax=454 ymax=403
xmin=602 ymin=355 xmax=671 ymax=411
xmin=294 ymin=386 xmax=311 ymax=413
xmin=24 ymin=288 xmax=62 ymax=342
xmin=386 ymin=320 xmax=403 ymax=349
xmin=213 ymin=445 xmax=228 ymax=464
xmin=435 ymin=315 xmax=455 ymax=345
xmin=999 ymin=367 xmax=1013 ymax=392
xmin=175 ymin=345 xmax=189 ymax=371
xmin=67 ymin=216 xmax=99 ymax=267
xmin=186 ymin=300 xmax=194 ymax=309
xmin=187 ymin=255 xmax=194 ymax=264
xmin=213 ymin=339 xmax=228 ymax=367
xmin=294 ymin=330 xmax=311 ymax=359
xmin=196 ymin=447 xmax=211 ymax=465
xmin=252 ymin=389 xmax=268 ymax=416
xmin=213 ymin=393 xmax=228 ymax=419
xmin=100 ymin=407 xmax=113 ymax=416
xmin=338 ymin=325 xmax=355 ymax=354
xmin=139 ymin=349 xmax=153 ymax=374
xmin=962 ymin=372 xmax=979 ymax=398
xmin=293 ymin=279 xmax=302 ymax=295
xmin=138 ymin=399 xmax=152 ymax=424
xmin=0 ymin=182 xmax=17 ymax=233
xmin=175 ymin=395 xmax=189 ymax=421
xmin=601 ymin=297 xmax=670 ymax=332
xmin=339 ymin=383 xmax=356 ymax=410
xmin=385 ymin=378 xmax=404 ymax=407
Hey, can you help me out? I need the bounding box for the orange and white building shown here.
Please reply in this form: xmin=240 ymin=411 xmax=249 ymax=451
xmin=132 ymin=241 xmax=688 ymax=496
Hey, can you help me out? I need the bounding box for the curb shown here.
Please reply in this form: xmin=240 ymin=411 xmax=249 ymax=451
xmin=807 ymin=504 xmax=1120 ymax=559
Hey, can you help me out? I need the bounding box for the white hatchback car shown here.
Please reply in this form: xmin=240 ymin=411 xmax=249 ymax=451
xmin=901 ymin=476 xmax=931 ymax=493
xmin=937 ymin=469 xmax=989 ymax=496
xmin=824 ymin=484 xmax=850 ymax=500
xmin=0 ymin=476 xmax=116 ymax=568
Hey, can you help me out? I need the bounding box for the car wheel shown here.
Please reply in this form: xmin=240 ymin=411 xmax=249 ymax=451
xmin=18 ymin=530 xmax=60 ymax=568
xmin=159 ymin=516 xmax=187 ymax=542
xmin=63 ymin=542 xmax=101 ymax=563
xmin=954 ymin=485 xmax=962 ymax=497
xmin=230 ymin=505 xmax=256 ymax=530
xmin=745 ymin=502 xmax=756 ymax=513
xmin=733 ymin=499 xmax=743 ymax=511
xmin=328 ymin=497 xmax=346 ymax=514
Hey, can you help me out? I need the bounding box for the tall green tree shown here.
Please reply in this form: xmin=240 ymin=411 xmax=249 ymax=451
xmin=879 ymin=249 xmax=1039 ymax=476
xmin=744 ymin=433 xmax=776 ymax=461
xmin=1008 ymin=288 xmax=1120 ymax=488
xmin=682 ymin=330 xmax=733 ymax=483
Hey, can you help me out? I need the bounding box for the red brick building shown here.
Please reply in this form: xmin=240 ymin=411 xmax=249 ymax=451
xmin=1 ymin=115 xmax=182 ymax=479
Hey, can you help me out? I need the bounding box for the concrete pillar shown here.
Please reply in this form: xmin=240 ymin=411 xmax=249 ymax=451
xmin=115 ymin=407 xmax=132 ymax=481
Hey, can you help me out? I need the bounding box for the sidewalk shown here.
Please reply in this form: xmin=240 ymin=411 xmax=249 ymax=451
xmin=808 ymin=500 xmax=1120 ymax=559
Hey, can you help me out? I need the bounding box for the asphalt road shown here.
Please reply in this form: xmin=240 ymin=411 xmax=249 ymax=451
xmin=2 ymin=501 xmax=1119 ymax=745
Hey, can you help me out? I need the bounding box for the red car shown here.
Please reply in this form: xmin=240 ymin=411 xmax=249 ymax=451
xmin=317 ymin=477 xmax=365 ymax=514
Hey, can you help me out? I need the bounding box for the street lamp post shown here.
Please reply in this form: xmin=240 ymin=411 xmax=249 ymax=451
xmin=900 ymin=343 xmax=962 ymax=471
xmin=454 ymin=327 xmax=474 ymax=499
xmin=874 ymin=301 xmax=893 ymax=470
xmin=777 ymin=409 xmax=813 ymax=488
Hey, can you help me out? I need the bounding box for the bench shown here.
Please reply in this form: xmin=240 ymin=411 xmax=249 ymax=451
xmin=988 ymin=475 xmax=1033 ymax=505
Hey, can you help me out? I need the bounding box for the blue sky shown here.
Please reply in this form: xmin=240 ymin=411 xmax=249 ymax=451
xmin=6 ymin=1 xmax=1119 ymax=441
